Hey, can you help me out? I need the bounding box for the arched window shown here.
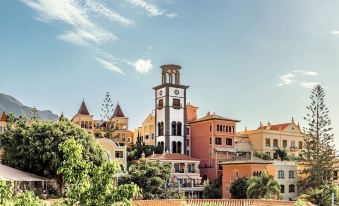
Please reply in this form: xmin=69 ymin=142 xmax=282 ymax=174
xmin=216 ymin=125 xmax=219 ymax=131
xmin=89 ymin=121 xmax=92 ymax=129
xmin=172 ymin=121 xmax=177 ymax=135
xmin=85 ymin=121 xmax=88 ymax=129
xmin=160 ymin=122 xmax=164 ymax=136
xmin=177 ymin=122 xmax=182 ymax=136
xmin=228 ymin=126 xmax=232 ymax=133
xmin=81 ymin=121 xmax=84 ymax=128
xmin=157 ymin=122 xmax=161 ymax=135
xmin=177 ymin=141 xmax=182 ymax=153
xmin=232 ymin=126 xmax=235 ymax=133
xmin=226 ymin=126 xmax=228 ymax=132
xmin=223 ymin=125 xmax=226 ymax=132
xmin=160 ymin=141 xmax=165 ymax=152
xmin=172 ymin=141 xmax=177 ymax=153
xmin=289 ymin=184 xmax=295 ymax=193
xmin=289 ymin=170 xmax=295 ymax=179
xmin=278 ymin=170 xmax=285 ymax=179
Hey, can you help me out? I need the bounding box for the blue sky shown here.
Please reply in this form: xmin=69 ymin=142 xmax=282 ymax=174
xmin=0 ymin=0 xmax=339 ymax=146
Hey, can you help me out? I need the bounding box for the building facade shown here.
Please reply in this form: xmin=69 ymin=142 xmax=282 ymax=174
xmin=134 ymin=113 xmax=155 ymax=146
xmin=274 ymin=160 xmax=298 ymax=200
xmin=189 ymin=112 xmax=240 ymax=181
xmin=238 ymin=120 xmax=304 ymax=159
xmin=145 ymin=153 xmax=204 ymax=198
xmin=97 ymin=138 xmax=127 ymax=172
xmin=71 ymin=100 xmax=95 ymax=135
xmin=0 ymin=112 xmax=6 ymax=161
xmin=220 ymin=157 xmax=275 ymax=199
xmin=153 ymin=64 xmax=189 ymax=154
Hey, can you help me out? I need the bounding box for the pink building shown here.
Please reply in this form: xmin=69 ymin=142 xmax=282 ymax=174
xmin=189 ymin=112 xmax=240 ymax=181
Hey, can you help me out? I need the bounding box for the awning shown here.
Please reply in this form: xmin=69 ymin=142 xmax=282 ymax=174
xmin=0 ymin=164 xmax=49 ymax=182
xmin=215 ymin=147 xmax=237 ymax=153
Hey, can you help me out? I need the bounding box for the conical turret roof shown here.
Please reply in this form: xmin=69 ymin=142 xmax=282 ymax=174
xmin=78 ymin=100 xmax=90 ymax=115
xmin=113 ymin=103 xmax=125 ymax=117
xmin=0 ymin=112 xmax=7 ymax=122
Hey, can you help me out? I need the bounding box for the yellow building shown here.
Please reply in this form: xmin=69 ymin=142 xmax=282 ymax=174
xmin=237 ymin=119 xmax=304 ymax=159
xmin=134 ymin=113 xmax=155 ymax=146
xmin=97 ymin=138 xmax=127 ymax=172
xmin=110 ymin=104 xmax=129 ymax=146
xmin=71 ymin=100 xmax=95 ymax=135
xmin=127 ymin=130 xmax=135 ymax=147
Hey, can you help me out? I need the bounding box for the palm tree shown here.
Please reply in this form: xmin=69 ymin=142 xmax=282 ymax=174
xmin=275 ymin=147 xmax=288 ymax=161
xmin=300 ymin=184 xmax=339 ymax=206
xmin=246 ymin=172 xmax=280 ymax=199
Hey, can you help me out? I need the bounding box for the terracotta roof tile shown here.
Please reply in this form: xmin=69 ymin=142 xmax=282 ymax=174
xmin=146 ymin=153 xmax=199 ymax=161
xmin=78 ymin=100 xmax=90 ymax=115
xmin=113 ymin=103 xmax=125 ymax=117
xmin=189 ymin=113 xmax=240 ymax=124
xmin=257 ymin=123 xmax=290 ymax=131
xmin=132 ymin=199 xmax=297 ymax=206
xmin=0 ymin=112 xmax=6 ymax=122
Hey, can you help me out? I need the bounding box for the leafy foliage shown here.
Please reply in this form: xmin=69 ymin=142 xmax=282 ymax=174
xmin=229 ymin=177 xmax=248 ymax=199
xmin=0 ymin=179 xmax=13 ymax=205
xmin=204 ymin=176 xmax=222 ymax=199
xmin=120 ymin=159 xmax=184 ymax=200
xmin=299 ymin=85 xmax=336 ymax=191
xmin=246 ymin=172 xmax=280 ymax=199
xmin=13 ymin=191 xmax=46 ymax=206
xmin=275 ymin=147 xmax=289 ymax=161
xmin=0 ymin=119 xmax=105 ymax=189
xmin=127 ymin=145 xmax=163 ymax=162
xmin=58 ymin=138 xmax=139 ymax=206
xmin=254 ymin=151 xmax=271 ymax=160
xmin=298 ymin=184 xmax=339 ymax=206
xmin=100 ymin=92 xmax=114 ymax=121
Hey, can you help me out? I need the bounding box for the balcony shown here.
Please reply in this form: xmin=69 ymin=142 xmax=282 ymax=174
xmin=178 ymin=183 xmax=205 ymax=192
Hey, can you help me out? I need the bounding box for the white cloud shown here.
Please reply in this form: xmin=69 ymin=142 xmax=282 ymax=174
xmin=126 ymin=0 xmax=176 ymax=17
xmin=331 ymin=30 xmax=339 ymax=35
xmin=22 ymin=0 xmax=116 ymax=46
xmin=301 ymin=82 xmax=318 ymax=89
xmin=301 ymin=71 xmax=318 ymax=76
xmin=94 ymin=57 xmax=125 ymax=75
xmin=133 ymin=59 xmax=153 ymax=74
xmin=85 ymin=0 xmax=135 ymax=26
xmin=277 ymin=73 xmax=295 ymax=86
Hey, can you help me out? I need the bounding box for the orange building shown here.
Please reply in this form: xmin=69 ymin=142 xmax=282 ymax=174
xmin=189 ymin=112 xmax=240 ymax=181
xmin=220 ymin=157 xmax=275 ymax=199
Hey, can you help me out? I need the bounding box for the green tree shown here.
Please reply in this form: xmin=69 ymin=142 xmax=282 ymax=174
xmin=204 ymin=176 xmax=222 ymax=199
xmin=229 ymin=177 xmax=248 ymax=199
xmin=275 ymin=147 xmax=289 ymax=161
xmin=254 ymin=151 xmax=271 ymax=160
xmin=120 ymin=159 xmax=184 ymax=200
xmin=0 ymin=119 xmax=105 ymax=191
xmin=13 ymin=191 xmax=46 ymax=206
xmin=246 ymin=172 xmax=280 ymax=199
xmin=57 ymin=138 xmax=139 ymax=206
xmin=298 ymin=184 xmax=339 ymax=206
xmin=127 ymin=145 xmax=163 ymax=162
xmin=99 ymin=92 xmax=118 ymax=140
xmin=30 ymin=106 xmax=39 ymax=120
xmin=0 ymin=179 xmax=13 ymax=205
xmin=299 ymin=85 xmax=336 ymax=191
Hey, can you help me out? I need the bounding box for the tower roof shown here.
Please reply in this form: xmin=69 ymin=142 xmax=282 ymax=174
xmin=0 ymin=112 xmax=7 ymax=122
xmin=77 ymin=100 xmax=90 ymax=115
xmin=113 ymin=103 xmax=125 ymax=117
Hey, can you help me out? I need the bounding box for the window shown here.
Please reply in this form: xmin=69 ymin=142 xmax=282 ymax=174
xmin=265 ymin=138 xmax=271 ymax=147
xmin=115 ymin=151 xmax=123 ymax=158
xmin=158 ymin=99 xmax=163 ymax=109
xmin=280 ymin=185 xmax=285 ymax=193
xmin=299 ymin=141 xmax=303 ymax=149
xmin=232 ymin=126 xmax=235 ymax=133
xmin=226 ymin=126 xmax=229 ymax=132
xmin=145 ymin=135 xmax=149 ymax=139
xmin=283 ymin=140 xmax=287 ymax=148
xmin=289 ymin=170 xmax=295 ymax=179
xmin=186 ymin=128 xmax=190 ymax=135
xmin=217 ymin=125 xmax=220 ymax=132
xmin=209 ymin=138 xmax=212 ymax=144
xmin=209 ymin=161 xmax=213 ymax=168
xmin=172 ymin=141 xmax=177 ymax=153
xmin=210 ymin=125 xmax=212 ymax=132
xmin=173 ymin=98 xmax=180 ymax=108
xmin=289 ymin=184 xmax=295 ymax=193
xmin=226 ymin=138 xmax=233 ymax=146
xmin=151 ymin=133 xmax=154 ymax=139
xmin=172 ymin=121 xmax=177 ymax=135
xmin=233 ymin=170 xmax=239 ymax=178
xmin=278 ymin=170 xmax=285 ymax=179
xmin=291 ymin=140 xmax=296 ymax=149
xmin=208 ymin=149 xmax=212 ymax=157
xmin=273 ymin=139 xmax=278 ymax=147
xmin=186 ymin=139 xmax=190 ymax=147
xmin=218 ymin=161 xmax=222 ymax=171
xmin=223 ymin=125 xmax=226 ymax=132
xmin=228 ymin=126 xmax=232 ymax=133
xmin=177 ymin=122 xmax=182 ymax=136
xmin=215 ymin=137 xmax=222 ymax=145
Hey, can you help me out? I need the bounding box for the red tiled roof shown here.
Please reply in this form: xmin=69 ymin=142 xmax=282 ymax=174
xmin=78 ymin=100 xmax=90 ymax=115
xmin=113 ymin=103 xmax=125 ymax=117
xmin=257 ymin=123 xmax=290 ymax=131
xmin=0 ymin=112 xmax=6 ymax=122
xmin=189 ymin=113 xmax=240 ymax=124
xmin=146 ymin=153 xmax=199 ymax=161
xmin=132 ymin=199 xmax=297 ymax=206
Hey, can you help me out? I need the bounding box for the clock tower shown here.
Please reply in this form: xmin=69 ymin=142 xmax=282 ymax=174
xmin=153 ymin=64 xmax=189 ymax=154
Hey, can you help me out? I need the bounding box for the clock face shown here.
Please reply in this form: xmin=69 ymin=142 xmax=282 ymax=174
xmin=174 ymin=90 xmax=179 ymax=95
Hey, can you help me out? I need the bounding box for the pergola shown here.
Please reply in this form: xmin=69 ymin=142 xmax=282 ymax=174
xmin=0 ymin=164 xmax=50 ymax=193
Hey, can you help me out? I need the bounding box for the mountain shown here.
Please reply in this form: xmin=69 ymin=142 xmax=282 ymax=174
xmin=0 ymin=92 xmax=59 ymax=120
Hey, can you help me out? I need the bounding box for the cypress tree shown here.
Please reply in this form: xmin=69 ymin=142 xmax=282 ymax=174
xmin=299 ymin=85 xmax=336 ymax=191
